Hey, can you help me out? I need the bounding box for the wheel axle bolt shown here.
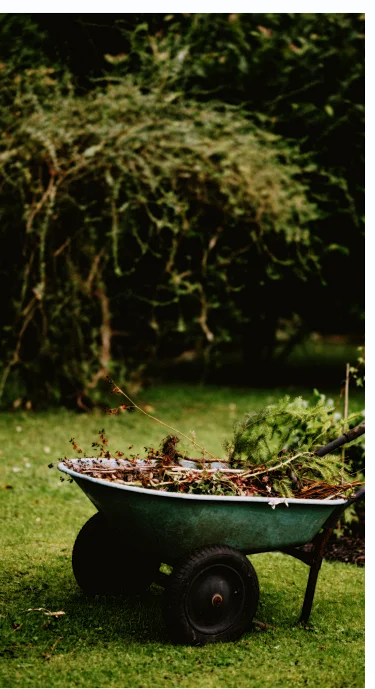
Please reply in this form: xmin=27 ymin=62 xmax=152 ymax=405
xmin=212 ymin=593 xmax=223 ymax=607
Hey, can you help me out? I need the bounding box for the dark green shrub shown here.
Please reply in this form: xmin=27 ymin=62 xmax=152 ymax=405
xmin=0 ymin=71 xmax=319 ymax=405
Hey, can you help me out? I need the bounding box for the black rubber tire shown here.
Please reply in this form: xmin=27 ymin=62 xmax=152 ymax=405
xmin=72 ymin=512 xmax=160 ymax=595
xmin=164 ymin=544 xmax=259 ymax=645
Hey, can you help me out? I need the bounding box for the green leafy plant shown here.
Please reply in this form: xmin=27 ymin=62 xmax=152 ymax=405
xmin=225 ymin=395 xmax=333 ymax=467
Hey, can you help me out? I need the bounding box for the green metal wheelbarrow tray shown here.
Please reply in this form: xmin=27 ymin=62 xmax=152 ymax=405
xmin=58 ymin=425 xmax=365 ymax=645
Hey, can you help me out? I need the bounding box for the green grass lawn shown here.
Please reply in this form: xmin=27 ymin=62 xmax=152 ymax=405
xmin=0 ymin=383 xmax=365 ymax=688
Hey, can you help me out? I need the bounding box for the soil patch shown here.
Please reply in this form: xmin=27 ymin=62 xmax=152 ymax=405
xmin=303 ymin=535 xmax=365 ymax=566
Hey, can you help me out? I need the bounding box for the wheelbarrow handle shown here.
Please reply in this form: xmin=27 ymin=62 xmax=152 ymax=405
xmin=315 ymin=421 xmax=365 ymax=457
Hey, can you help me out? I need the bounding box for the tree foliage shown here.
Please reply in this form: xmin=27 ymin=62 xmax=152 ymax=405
xmin=0 ymin=13 xmax=364 ymax=405
xmin=0 ymin=70 xmax=319 ymax=403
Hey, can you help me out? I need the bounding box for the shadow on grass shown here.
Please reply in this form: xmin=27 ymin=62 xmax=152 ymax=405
xmin=5 ymin=552 xmax=356 ymax=657
xmin=1 ymin=562 xmax=169 ymax=655
xmin=67 ymin=587 xmax=169 ymax=643
xmin=11 ymin=565 xmax=288 ymax=652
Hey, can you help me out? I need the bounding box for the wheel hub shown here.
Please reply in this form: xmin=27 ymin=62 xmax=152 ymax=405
xmin=186 ymin=564 xmax=245 ymax=635
xmin=212 ymin=593 xmax=223 ymax=607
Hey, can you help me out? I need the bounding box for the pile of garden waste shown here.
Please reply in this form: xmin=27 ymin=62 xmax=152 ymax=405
xmin=59 ymin=390 xmax=364 ymax=501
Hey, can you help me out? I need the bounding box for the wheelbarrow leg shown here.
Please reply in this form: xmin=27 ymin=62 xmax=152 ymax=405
xmin=299 ymin=527 xmax=333 ymax=625
xmin=281 ymin=526 xmax=333 ymax=625
xmin=299 ymin=555 xmax=323 ymax=624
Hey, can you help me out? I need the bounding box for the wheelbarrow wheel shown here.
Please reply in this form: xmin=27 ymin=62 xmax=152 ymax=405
xmin=72 ymin=512 xmax=160 ymax=595
xmin=164 ymin=544 xmax=259 ymax=645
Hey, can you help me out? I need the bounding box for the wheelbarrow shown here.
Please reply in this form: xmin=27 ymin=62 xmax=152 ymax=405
xmin=58 ymin=423 xmax=365 ymax=645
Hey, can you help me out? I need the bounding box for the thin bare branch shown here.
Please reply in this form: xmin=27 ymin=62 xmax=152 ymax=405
xmin=106 ymin=377 xmax=219 ymax=461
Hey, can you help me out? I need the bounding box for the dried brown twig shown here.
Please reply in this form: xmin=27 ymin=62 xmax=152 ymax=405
xmin=106 ymin=376 xmax=219 ymax=461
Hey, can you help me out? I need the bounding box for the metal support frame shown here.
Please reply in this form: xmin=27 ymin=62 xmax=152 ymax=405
xmin=281 ymin=485 xmax=365 ymax=625
xmin=281 ymin=527 xmax=332 ymax=624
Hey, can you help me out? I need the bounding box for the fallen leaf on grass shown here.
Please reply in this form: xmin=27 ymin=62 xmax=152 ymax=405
xmin=25 ymin=608 xmax=65 ymax=619
xmin=253 ymin=620 xmax=275 ymax=630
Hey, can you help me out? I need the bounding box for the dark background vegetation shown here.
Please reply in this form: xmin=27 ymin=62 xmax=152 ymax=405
xmin=0 ymin=13 xmax=364 ymax=408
